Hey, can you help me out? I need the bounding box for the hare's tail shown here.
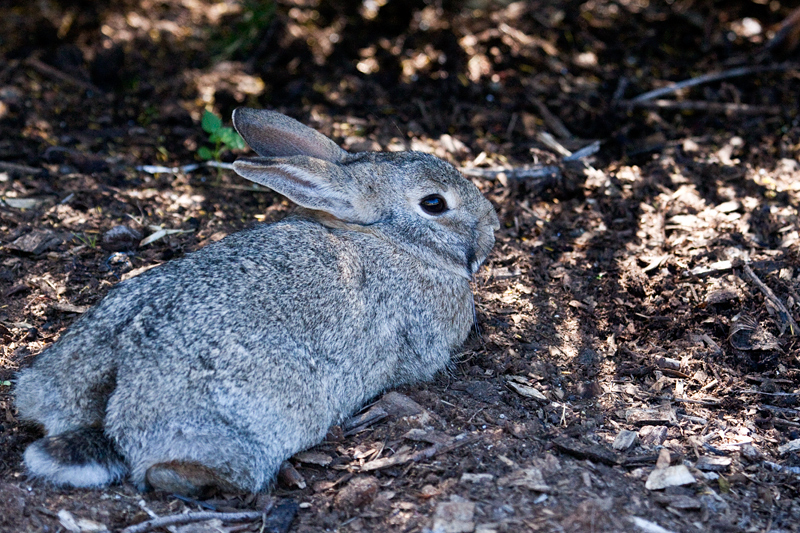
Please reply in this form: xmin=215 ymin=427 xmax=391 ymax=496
xmin=24 ymin=427 xmax=127 ymax=487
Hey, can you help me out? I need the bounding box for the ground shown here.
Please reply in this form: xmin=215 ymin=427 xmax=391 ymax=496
xmin=1 ymin=0 xmax=800 ymax=532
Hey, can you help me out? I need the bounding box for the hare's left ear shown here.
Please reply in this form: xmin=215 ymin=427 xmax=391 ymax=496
xmin=232 ymin=108 xmax=349 ymax=163
xmin=233 ymin=156 xmax=379 ymax=224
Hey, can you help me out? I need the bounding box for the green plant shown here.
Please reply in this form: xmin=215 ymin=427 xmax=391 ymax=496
xmin=198 ymin=110 xmax=245 ymax=161
xmin=73 ymin=232 xmax=99 ymax=248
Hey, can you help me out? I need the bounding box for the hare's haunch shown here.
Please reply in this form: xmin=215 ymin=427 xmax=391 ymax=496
xmin=15 ymin=109 xmax=499 ymax=495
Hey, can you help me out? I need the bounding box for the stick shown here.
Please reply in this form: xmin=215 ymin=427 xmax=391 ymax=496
xmin=460 ymin=165 xmax=560 ymax=181
xmin=360 ymin=432 xmax=482 ymax=472
xmin=741 ymin=263 xmax=799 ymax=336
xmin=631 ymin=63 xmax=799 ymax=103
xmin=765 ymin=6 xmax=800 ymax=51
xmin=121 ymin=510 xmax=265 ymax=533
xmin=621 ymin=100 xmax=782 ymax=115
xmin=527 ymin=96 xmax=574 ymax=140
xmin=23 ymin=57 xmax=102 ymax=94
xmin=0 ymin=161 xmax=45 ymax=175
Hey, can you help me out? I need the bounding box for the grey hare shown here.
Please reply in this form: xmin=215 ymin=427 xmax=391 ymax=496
xmin=14 ymin=108 xmax=499 ymax=496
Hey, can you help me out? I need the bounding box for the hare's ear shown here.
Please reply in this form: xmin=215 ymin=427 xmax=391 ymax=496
xmin=232 ymin=108 xmax=348 ymax=163
xmin=233 ymin=157 xmax=377 ymax=223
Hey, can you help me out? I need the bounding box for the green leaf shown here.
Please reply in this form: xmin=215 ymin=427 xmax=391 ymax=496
xmin=201 ymin=110 xmax=222 ymax=134
xmin=208 ymin=130 xmax=222 ymax=143
xmin=218 ymin=128 xmax=245 ymax=150
xmin=197 ymin=146 xmax=214 ymax=160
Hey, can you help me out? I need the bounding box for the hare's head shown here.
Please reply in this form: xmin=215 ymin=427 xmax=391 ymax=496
xmin=232 ymin=108 xmax=499 ymax=278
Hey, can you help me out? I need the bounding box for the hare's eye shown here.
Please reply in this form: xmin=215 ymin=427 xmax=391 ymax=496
xmin=420 ymin=194 xmax=448 ymax=215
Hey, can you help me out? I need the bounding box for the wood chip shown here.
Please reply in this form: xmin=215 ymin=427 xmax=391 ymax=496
xmin=51 ymin=301 xmax=89 ymax=314
xmin=612 ymin=429 xmax=638 ymax=451
xmin=629 ymin=516 xmax=677 ymax=533
xmin=432 ymin=498 xmax=475 ymax=533
xmin=278 ymin=461 xmax=306 ymax=489
xmin=497 ymin=467 xmax=551 ymax=492
xmin=639 ymin=426 xmax=668 ymax=447
xmin=645 ymin=465 xmax=696 ymax=490
xmin=695 ymin=456 xmax=732 ymax=471
xmin=506 ymin=375 xmax=548 ymax=401
xmin=343 ymin=405 xmax=388 ymax=436
xmin=551 ymin=437 xmax=618 ymax=465
xmin=777 ymin=439 xmax=800 ymax=455
xmin=625 ymin=406 xmax=676 ymax=426
xmin=57 ymin=510 xmax=108 ymax=533
xmin=360 ymin=432 xmax=482 ymax=472
xmin=292 ymin=451 xmax=333 ymax=467
xmin=460 ymin=473 xmax=494 ymax=484
xmin=334 ymin=476 xmax=379 ymax=509
xmin=6 ymin=230 xmax=63 ymax=255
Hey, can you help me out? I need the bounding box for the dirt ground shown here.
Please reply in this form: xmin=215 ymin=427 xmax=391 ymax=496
xmin=2 ymin=0 xmax=800 ymax=531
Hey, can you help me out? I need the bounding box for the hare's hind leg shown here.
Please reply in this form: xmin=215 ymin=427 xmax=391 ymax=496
xmin=116 ymin=417 xmax=278 ymax=495
xmin=23 ymin=427 xmax=127 ymax=487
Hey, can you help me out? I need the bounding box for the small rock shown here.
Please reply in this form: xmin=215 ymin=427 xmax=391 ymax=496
xmin=695 ymin=455 xmax=731 ymax=472
xmin=102 ymin=225 xmax=142 ymax=251
xmin=432 ymin=497 xmax=475 ymax=533
xmin=645 ymin=465 xmax=696 ymax=490
xmin=335 ymin=476 xmax=379 ymax=509
xmin=612 ymin=429 xmax=638 ymax=451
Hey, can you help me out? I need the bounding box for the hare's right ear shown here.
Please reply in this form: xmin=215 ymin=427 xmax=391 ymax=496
xmin=233 ymin=156 xmax=379 ymax=224
xmin=232 ymin=108 xmax=348 ymax=163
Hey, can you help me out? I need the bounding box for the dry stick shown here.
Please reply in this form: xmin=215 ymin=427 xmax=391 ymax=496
xmin=622 ymin=100 xmax=783 ymax=115
xmin=630 ymin=63 xmax=799 ymax=103
xmin=360 ymin=432 xmax=482 ymax=472
xmin=0 ymin=160 xmax=45 ymax=175
xmin=765 ymin=5 xmax=800 ymax=51
xmin=23 ymin=57 xmax=103 ymax=94
xmin=527 ymin=95 xmax=574 ymax=140
xmin=460 ymin=165 xmax=560 ymax=180
xmin=741 ymin=263 xmax=799 ymax=336
xmin=121 ymin=510 xmax=265 ymax=533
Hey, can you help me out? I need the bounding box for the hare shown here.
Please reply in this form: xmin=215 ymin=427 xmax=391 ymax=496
xmin=14 ymin=108 xmax=499 ymax=496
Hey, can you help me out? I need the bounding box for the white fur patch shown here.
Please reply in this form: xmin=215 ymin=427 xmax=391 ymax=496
xmin=24 ymin=443 xmax=127 ymax=488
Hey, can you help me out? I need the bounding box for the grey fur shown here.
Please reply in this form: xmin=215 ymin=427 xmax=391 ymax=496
xmin=14 ymin=108 xmax=499 ymax=493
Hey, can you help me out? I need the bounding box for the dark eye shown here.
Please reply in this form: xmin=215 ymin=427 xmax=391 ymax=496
xmin=420 ymin=194 xmax=448 ymax=215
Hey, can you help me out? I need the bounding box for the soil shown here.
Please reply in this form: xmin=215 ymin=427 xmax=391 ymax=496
xmin=1 ymin=1 xmax=800 ymax=532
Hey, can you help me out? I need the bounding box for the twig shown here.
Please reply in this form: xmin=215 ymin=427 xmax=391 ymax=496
xmin=23 ymin=57 xmax=102 ymax=94
xmin=737 ymin=390 xmax=798 ymax=397
xmin=765 ymin=6 xmax=800 ymax=52
xmin=741 ymin=263 xmax=799 ymax=336
xmin=460 ymin=165 xmax=560 ymax=181
xmin=121 ymin=510 xmax=266 ymax=533
xmin=621 ymin=100 xmax=782 ymax=115
xmin=135 ymin=161 xmax=235 ymax=174
xmin=527 ymin=96 xmax=574 ymax=139
xmin=360 ymin=431 xmax=482 ymax=472
xmin=0 ymin=161 xmax=45 ymax=175
xmin=630 ymin=63 xmax=799 ymax=103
